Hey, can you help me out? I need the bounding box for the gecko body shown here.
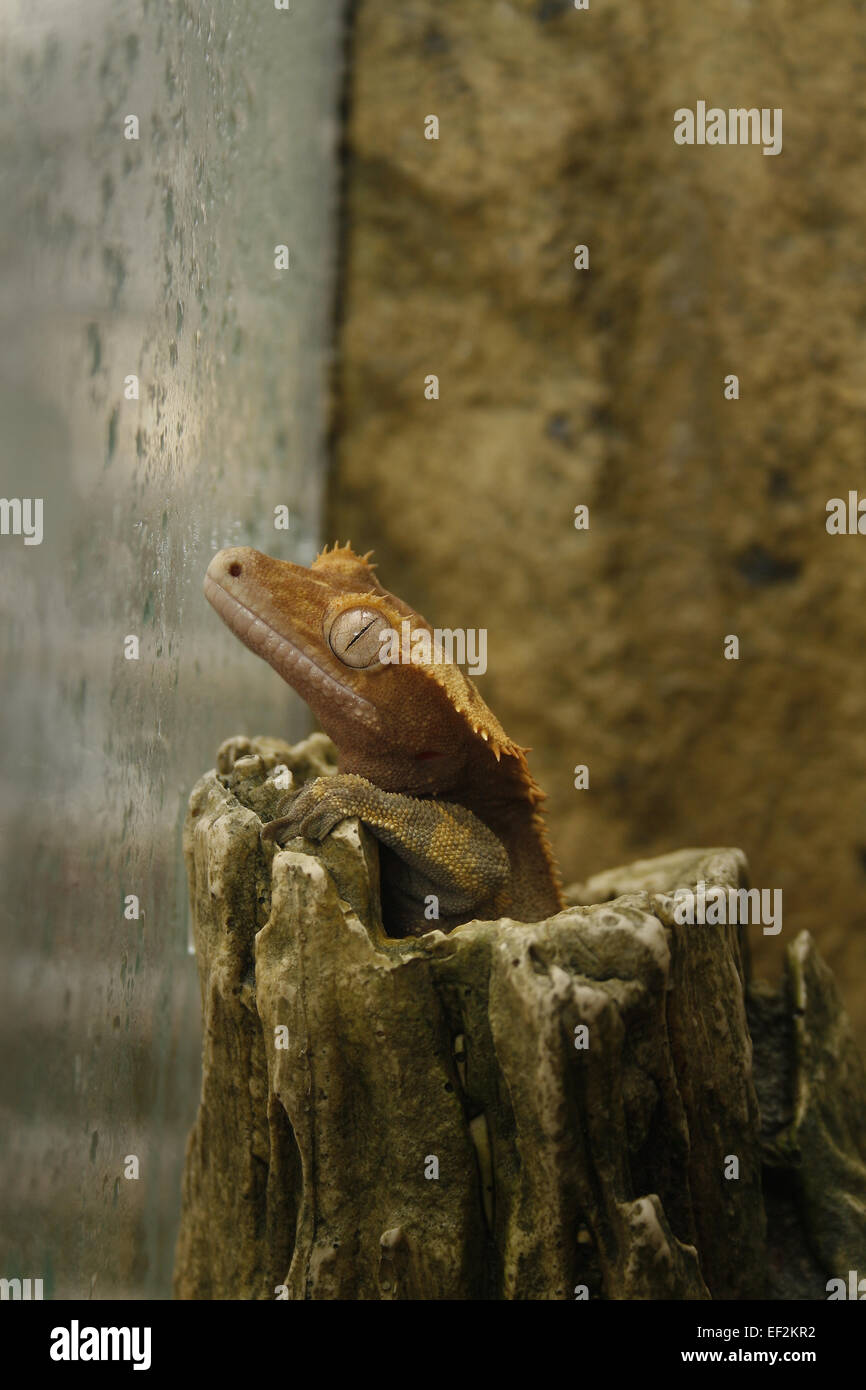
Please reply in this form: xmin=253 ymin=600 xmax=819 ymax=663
xmin=205 ymin=543 xmax=563 ymax=937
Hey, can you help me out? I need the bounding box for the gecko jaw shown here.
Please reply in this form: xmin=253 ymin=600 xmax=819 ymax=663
xmin=204 ymin=572 xmax=380 ymax=725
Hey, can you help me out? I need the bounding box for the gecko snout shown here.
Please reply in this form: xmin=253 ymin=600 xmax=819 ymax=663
xmin=206 ymin=548 xmax=247 ymax=588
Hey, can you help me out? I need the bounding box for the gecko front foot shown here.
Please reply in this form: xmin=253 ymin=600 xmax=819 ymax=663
xmin=261 ymin=775 xmax=361 ymax=846
xmin=262 ymin=771 xmax=511 ymax=924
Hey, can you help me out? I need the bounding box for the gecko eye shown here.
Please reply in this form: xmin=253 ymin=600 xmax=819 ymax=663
xmin=327 ymin=607 xmax=390 ymax=668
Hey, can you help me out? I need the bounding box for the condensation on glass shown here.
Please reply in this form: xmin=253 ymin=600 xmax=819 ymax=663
xmin=0 ymin=0 xmax=346 ymax=1298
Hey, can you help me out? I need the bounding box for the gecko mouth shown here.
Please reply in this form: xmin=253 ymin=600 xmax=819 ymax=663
xmin=204 ymin=572 xmax=379 ymax=723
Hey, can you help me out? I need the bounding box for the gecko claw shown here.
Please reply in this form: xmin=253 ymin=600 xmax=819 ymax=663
xmin=261 ymin=815 xmax=300 ymax=846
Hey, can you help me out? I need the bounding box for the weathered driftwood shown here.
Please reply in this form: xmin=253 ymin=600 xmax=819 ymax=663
xmin=174 ymin=736 xmax=866 ymax=1300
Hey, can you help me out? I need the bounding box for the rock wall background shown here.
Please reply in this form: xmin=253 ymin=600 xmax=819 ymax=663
xmin=330 ymin=0 xmax=866 ymax=1043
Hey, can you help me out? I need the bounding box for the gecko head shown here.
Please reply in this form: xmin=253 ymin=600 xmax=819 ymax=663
xmin=204 ymin=544 xmax=507 ymax=794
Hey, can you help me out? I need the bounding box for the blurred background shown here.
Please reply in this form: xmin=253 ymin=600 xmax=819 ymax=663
xmin=1 ymin=0 xmax=864 ymax=1298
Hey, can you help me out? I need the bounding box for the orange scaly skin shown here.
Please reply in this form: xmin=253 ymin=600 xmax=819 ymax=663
xmin=204 ymin=543 xmax=564 ymax=938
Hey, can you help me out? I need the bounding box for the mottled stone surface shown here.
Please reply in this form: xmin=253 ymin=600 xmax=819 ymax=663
xmin=176 ymin=738 xmax=866 ymax=1299
xmin=331 ymin=0 xmax=866 ymax=1048
xmin=749 ymin=934 xmax=866 ymax=1297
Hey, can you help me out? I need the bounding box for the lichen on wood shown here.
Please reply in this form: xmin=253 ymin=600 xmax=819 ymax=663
xmin=174 ymin=736 xmax=866 ymax=1300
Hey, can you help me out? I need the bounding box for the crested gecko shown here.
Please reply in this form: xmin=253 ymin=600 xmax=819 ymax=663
xmin=204 ymin=543 xmax=564 ymax=938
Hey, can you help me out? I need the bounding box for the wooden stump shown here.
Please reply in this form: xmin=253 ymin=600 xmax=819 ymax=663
xmin=173 ymin=736 xmax=866 ymax=1300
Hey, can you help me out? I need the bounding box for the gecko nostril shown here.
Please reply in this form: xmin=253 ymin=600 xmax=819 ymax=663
xmin=229 ymin=562 xmax=242 ymax=577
